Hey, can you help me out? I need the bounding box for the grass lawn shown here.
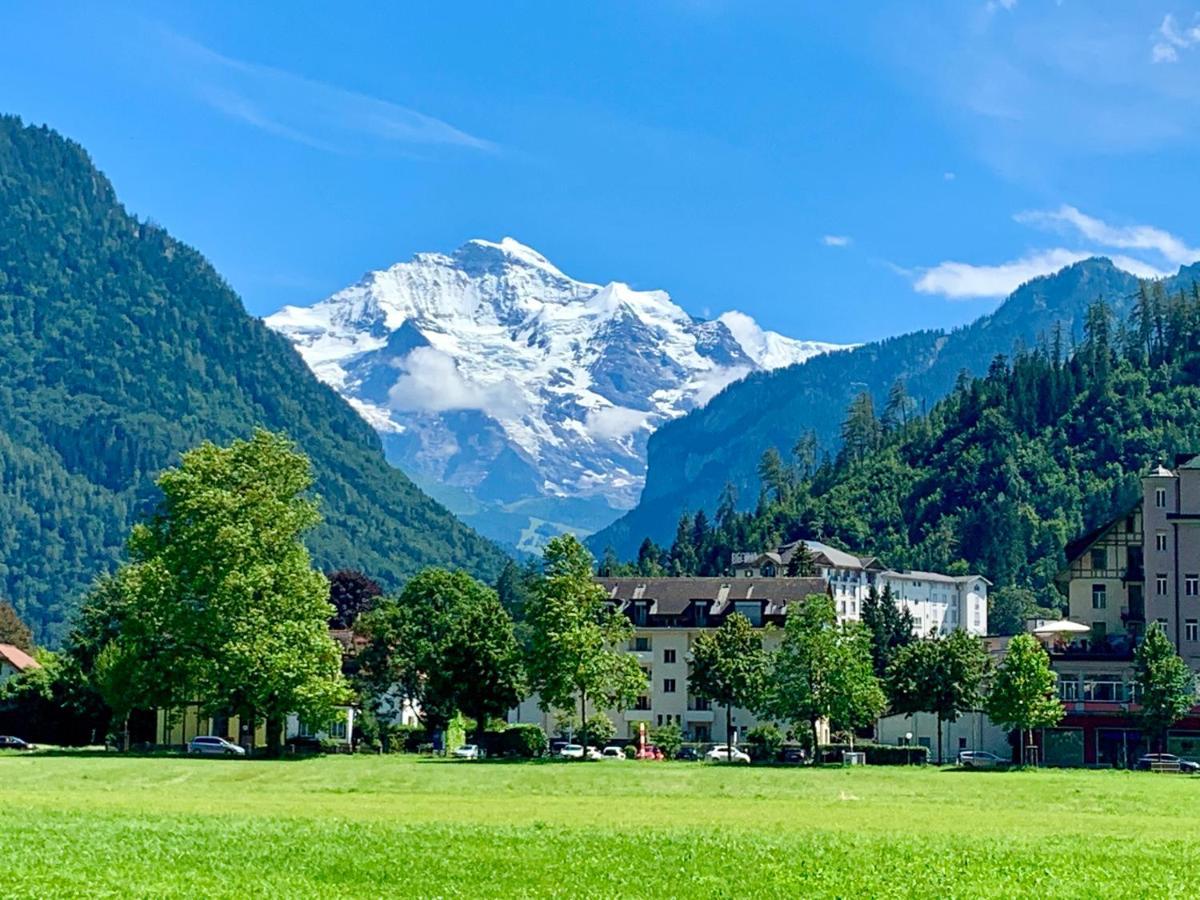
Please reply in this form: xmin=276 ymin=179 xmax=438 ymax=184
xmin=1 ymin=754 xmax=1198 ymax=898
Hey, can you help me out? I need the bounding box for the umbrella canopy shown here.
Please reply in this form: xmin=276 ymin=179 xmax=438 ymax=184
xmin=1031 ymin=620 xmax=1091 ymax=636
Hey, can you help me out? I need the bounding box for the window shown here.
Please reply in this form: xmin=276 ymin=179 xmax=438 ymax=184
xmin=1091 ymin=584 xmax=1107 ymax=609
xmin=633 ymin=636 xmax=650 ymax=652
xmin=634 ymin=695 xmax=651 ymax=711
xmin=1091 ymin=548 xmax=1107 ymax=571
xmin=1187 ymin=575 xmax=1199 ymax=597
xmin=958 ymin=737 xmax=968 ymax=750
xmin=663 ymin=678 xmax=676 ymax=693
xmin=663 ymin=648 xmax=676 ymax=664
xmin=1158 ymin=617 xmax=1169 ymax=627
xmin=1058 ymin=678 xmax=1080 ymax=701
xmin=1156 ymin=487 xmax=1168 ymax=508
xmin=1157 ymin=574 xmax=1169 ymax=596
xmin=1188 ymin=620 xmax=1199 ymax=642
xmin=1157 ymin=531 xmax=1169 ymax=552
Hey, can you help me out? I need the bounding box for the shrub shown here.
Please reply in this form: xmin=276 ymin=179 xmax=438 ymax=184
xmin=496 ymin=724 xmax=547 ymax=758
xmin=650 ymin=722 xmax=683 ymax=758
xmin=582 ymin=716 xmax=616 ymax=746
xmin=747 ymin=724 xmax=784 ymax=762
xmin=817 ymin=742 xmax=928 ymax=766
xmin=623 ymin=744 xmax=637 ymax=759
xmin=381 ymin=724 xmax=429 ymax=753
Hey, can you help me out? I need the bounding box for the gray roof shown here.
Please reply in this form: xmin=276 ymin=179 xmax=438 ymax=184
xmin=780 ymin=539 xmax=879 ymax=571
xmin=879 ymin=569 xmax=991 ymax=586
xmin=597 ymin=577 xmax=829 ymax=616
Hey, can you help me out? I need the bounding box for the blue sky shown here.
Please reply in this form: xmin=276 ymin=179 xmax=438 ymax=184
xmin=5 ymin=1 xmax=1200 ymax=343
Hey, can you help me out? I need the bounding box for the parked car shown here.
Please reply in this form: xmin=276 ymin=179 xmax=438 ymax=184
xmin=600 ymin=746 xmax=626 ymax=760
xmin=453 ymin=744 xmax=480 ymax=759
xmin=0 ymin=735 xmax=33 ymax=750
xmin=636 ymin=744 xmax=665 ymax=761
xmin=957 ymin=750 xmax=1007 ymax=769
xmin=558 ymin=743 xmax=584 ymax=759
xmin=1136 ymin=753 xmax=1200 ymax=773
xmin=706 ymin=745 xmax=751 ymax=764
xmin=187 ymin=736 xmax=247 ymax=757
xmin=780 ymin=746 xmax=807 ymax=765
xmin=675 ymin=747 xmax=699 ymax=761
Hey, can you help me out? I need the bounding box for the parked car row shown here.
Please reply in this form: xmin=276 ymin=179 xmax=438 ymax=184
xmin=0 ymin=735 xmax=34 ymax=750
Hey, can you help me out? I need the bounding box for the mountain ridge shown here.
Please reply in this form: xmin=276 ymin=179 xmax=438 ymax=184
xmin=266 ymin=237 xmax=849 ymax=551
xmin=0 ymin=116 xmax=508 ymax=643
xmin=589 ymin=257 xmax=1165 ymax=557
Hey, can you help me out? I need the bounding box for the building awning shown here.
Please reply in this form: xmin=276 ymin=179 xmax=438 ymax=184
xmin=1031 ymin=620 xmax=1091 ymax=636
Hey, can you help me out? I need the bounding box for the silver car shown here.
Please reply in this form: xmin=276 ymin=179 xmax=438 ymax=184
xmin=957 ymin=749 xmax=1005 ymax=769
xmin=187 ymin=735 xmax=246 ymax=756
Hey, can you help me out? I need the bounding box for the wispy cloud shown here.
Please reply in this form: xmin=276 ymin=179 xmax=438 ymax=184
xmin=821 ymin=234 xmax=852 ymax=247
xmin=912 ymin=206 xmax=1190 ymax=299
xmin=985 ymin=0 xmax=1017 ymax=13
xmin=1152 ymin=13 xmax=1200 ymax=64
xmin=156 ymin=28 xmax=492 ymax=154
xmin=1016 ymin=204 xmax=1200 ymax=267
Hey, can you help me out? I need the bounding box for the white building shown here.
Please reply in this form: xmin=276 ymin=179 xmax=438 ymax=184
xmin=0 ymin=643 xmax=39 ymax=685
xmin=734 ymin=540 xmax=988 ymax=636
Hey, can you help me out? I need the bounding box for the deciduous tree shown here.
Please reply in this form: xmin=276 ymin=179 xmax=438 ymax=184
xmin=1135 ymin=622 xmax=1195 ymax=753
xmin=982 ymin=633 xmax=1062 ymax=763
xmin=762 ymin=595 xmax=886 ymax=754
xmin=689 ymin=612 xmax=769 ymax=750
xmin=525 ymin=536 xmax=644 ymax=754
xmin=357 ymin=568 xmax=525 ymax=748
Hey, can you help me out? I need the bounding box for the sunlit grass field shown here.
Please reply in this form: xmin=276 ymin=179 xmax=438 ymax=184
xmin=2 ymin=753 xmax=1199 ymax=897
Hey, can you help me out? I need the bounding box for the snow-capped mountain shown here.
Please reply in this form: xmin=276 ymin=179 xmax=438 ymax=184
xmin=266 ymin=238 xmax=847 ymax=550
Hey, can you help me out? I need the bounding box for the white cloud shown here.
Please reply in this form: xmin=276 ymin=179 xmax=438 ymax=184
xmin=1152 ymin=13 xmax=1200 ymax=64
xmin=822 ymin=235 xmax=852 ymax=247
xmin=690 ymin=365 xmax=752 ymax=406
xmin=985 ymin=0 xmax=1017 ymax=12
xmin=1015 ymin=205 xmax=1200 ymax=266
xmin=943 ymin=171 xmax=957 ymax=181
xmin=914 ymin=249 xmax=1091 ymax=299
xmin=156 ymin=28 xmax=492 ymax=154
xmin=584 ymin=406 xmax=649 ymax=441
xmin=388 ymin=347 xmax=528 ymax=418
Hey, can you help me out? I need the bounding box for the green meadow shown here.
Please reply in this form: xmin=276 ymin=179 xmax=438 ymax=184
xmin=1 ymin=753 xmax=1198 ymax=898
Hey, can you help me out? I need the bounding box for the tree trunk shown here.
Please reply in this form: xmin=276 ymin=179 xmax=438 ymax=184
xmin=726 ymin=703 xmax=733 ymax=755
xmin=265 ymin=712 xmax=283 ymax=757
xmin=474 ymin=706 xmax=487 ymax=751
xmin=243 ymin=706 xmax=256 ymax=756
xmin=937 ymin=717 xmax=943 ymax=765
xmin=578 ymin=691 xmax=588 ymax=758
xmin=811 ymin=716 xmax=820 ymax=764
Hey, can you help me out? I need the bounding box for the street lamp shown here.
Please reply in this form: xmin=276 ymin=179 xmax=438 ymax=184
xmin=905 ymin=731 xmax=913 ymax=766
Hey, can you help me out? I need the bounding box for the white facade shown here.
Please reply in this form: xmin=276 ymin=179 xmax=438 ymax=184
xmin=876 ymin=710 xmax=1010 ymax=763
xmin=876 ymin=571 xmax=989 ymax=637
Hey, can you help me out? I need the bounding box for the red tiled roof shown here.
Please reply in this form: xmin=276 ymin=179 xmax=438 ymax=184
xmin=0 ymin=644 xmax=40 ymax=672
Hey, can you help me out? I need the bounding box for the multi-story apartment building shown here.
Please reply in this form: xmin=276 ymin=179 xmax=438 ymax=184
xmin=511 ymin=576 xmax=829 ymax=744
xmin=1049 ymin=457 xmax=1200 ymax=765
xmin=733 ymin=540 xmax=989 ymax=636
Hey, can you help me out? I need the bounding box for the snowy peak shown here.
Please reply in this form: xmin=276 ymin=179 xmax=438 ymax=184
xmin=266 ymin=238 xmax=849 ymax=545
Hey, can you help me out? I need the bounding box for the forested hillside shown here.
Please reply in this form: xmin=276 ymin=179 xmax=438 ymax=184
xmin=0 ymin=117 xmax=508 ymax=643
xmin=616 ymin=287 xmax=1200 ymax=615
xmin=590 ymin=259 xmax=1151 ymax=557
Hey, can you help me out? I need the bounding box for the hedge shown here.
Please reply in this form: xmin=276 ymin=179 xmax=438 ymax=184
xmin=817 ymin=742 xmax=928 ymax=766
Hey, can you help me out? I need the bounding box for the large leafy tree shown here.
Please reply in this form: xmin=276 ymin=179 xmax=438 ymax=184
xmin=689 ymin=612 xmax=769 ymax=748
xmin=358 ymin=568 xmax=525 ymax=747
xmin=0 ymin=601 xmax=34 ymax=653
xmin=117 ymin=429 xmax=346 ymax=754
xmin=326 ymin=570 xmax=383 ymax=630
xmin=525 ymin=535 xmax=644 ymax=753
xmin=888 ymin=630 xmax=989 ymax=763
xmin=983 ymin=633 xmax=1063 ymax=763
xmin=1135 ymin=623 xmax=1196 ymax=753
xmin=763 ymin=595 xmax=886 ymax=753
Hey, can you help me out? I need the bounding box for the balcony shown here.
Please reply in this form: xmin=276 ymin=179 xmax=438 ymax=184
xmin=684 ymin=708 xmax=714 ymax=723
xmin=628 ymin=649 xmax=653 ymax=665
xmin=624 ymin=709 xmax=652 ymax=722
